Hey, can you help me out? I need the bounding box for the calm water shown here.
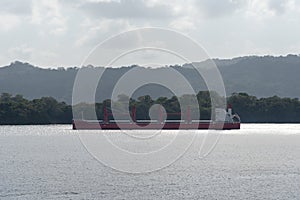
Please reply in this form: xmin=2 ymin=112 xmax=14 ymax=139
xmin=0 ymin=124 xmax=299 ymax=199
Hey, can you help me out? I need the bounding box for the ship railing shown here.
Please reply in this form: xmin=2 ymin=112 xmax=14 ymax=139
xmin=109 ymin=120 xmax=132 ymax=123
xmin=83 ymin=119 xmax=103 ymax=123
xmin=164 ymin=120 xmax=186 ymax=123
xmin=136 ymin=120 xmax=158 ymax=123
xmin=191 ymin=120 xmax=212 ymax=123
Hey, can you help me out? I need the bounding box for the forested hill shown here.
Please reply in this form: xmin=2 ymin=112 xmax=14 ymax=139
xmin=0 ymin=54 xmax=300 ymax=104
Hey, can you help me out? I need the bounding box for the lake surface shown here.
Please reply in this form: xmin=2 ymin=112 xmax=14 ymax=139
xmin=0 ymin=124 xmax=299 ymax=199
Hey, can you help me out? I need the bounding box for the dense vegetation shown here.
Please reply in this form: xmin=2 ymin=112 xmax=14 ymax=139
xmin=228 ymin=93 xmax=300 ymax=123
xmin=0 ymin=93 xmax=72 ymax=125
xmin=1 ymin=92 xmax=300 ymax=125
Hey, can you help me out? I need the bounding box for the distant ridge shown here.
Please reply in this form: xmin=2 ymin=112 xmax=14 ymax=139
xmin=0 ymin=54 xmax=300 ymax=103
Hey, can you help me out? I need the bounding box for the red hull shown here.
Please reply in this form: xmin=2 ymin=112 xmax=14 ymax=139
xmin=72 ymin=120 xmax=240 ymax=130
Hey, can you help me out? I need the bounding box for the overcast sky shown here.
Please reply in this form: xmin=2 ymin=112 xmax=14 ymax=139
xmin=0 ymin=0 xmax=299 ymax=68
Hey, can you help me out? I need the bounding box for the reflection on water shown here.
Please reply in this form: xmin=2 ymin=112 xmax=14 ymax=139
xmin=0 ymin=124 xmax=299 ymax=199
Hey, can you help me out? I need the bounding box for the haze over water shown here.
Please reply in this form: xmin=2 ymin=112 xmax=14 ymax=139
xmin=0 ymin=124 xmax=299 ymax=199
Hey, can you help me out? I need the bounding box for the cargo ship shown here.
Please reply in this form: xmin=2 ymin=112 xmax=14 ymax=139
xmin=72 ymin=104 xmax=240 ymax=130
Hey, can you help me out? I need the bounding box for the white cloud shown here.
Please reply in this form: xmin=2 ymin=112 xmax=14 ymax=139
xmin=245 ymin=0 xmax=277 ymax=18
xmin=0 ymin=0 xmax=300 ymax=67
xmin=75 ymin=18 xmax=134 ymax=47
xmin=8 ymin=44 xmax=33 ymax=60
xmin=0 ymin=0 xmax=31 ymax=31
xmin=0 ymin=0 xmax=32 ymax=15
xmin=31 ymin=0 xmax=67 ymax=36
xmin=0 ymin=13 xmax=21 ymax=31
xmin=79 ymin=0 xmax=177 ymax=19
xmin=193 ymin=0 xmax=246 ymax=18
xmin=169 ymin=16 xmax=196 ymax=31
xmin=244 ymin=0 xmax=299 ymax=19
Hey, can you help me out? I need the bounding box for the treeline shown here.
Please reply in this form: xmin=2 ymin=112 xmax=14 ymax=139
xmin=1 ymin=92 xmax=300 ymax=125
xmin=0 ymin=93 xmax=72 ymax=124
xmin=228 ymin=93 xmax=300 ymax=123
